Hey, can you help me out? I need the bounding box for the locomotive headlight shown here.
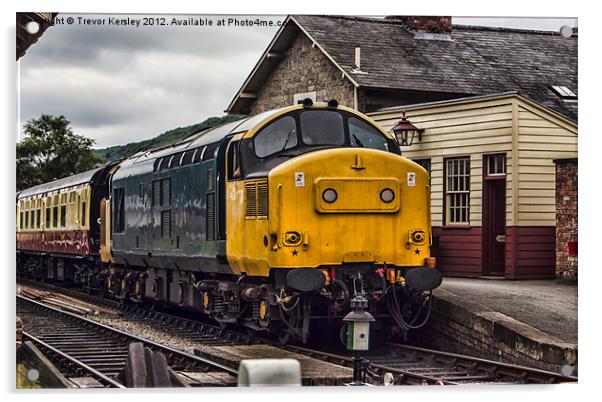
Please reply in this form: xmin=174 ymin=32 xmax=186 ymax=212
xmin=380 ymin=188 xmax=395 ymax=203
xmin=411 ymin=230 xmax=426 ymax=244
xmin=412 ymin=231 xmax=425 ymax=242
xmin=322 ymin=188 xmax=338 ymax=203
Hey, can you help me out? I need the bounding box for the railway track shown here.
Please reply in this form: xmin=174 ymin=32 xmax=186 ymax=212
xmin=17 ymin=295 xmax=238 ymax=387
xmin=17 ymin=280 xmax=578 ymax=386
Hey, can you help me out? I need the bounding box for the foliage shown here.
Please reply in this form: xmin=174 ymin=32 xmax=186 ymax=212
xmin=93 ymin=114 xmax=246 ymax=162
xmin=17 ymin=115 xmax=104 ymax=191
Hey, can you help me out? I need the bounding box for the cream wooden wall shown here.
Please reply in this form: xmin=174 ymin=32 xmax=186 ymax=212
xmin=516 ymin=100 xmax=577 ymax=226
xmin=369 ymin=94 xmax=577 ymax=228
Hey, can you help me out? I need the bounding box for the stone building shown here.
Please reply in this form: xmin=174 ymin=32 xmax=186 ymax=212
xmin=226 ymin=15 xmax=577 ymax=125
xmin=554 ymin=159 xmax=578 ymax=281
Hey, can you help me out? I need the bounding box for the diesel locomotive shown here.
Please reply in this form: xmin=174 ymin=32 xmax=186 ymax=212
xmin=16 ymin=100 xmax=442 ymax=343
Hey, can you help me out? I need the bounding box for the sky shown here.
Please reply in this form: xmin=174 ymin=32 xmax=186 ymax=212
xmin=17 ymin=15 xmax=578 ymax=149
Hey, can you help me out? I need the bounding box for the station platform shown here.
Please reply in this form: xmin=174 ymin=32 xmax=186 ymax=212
xmin=413 ymin=277 xmax=578 ymax=374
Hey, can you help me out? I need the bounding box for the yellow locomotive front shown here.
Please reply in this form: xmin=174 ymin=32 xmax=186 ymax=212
xmin=225 ymin=101 xmax=441 ymax=342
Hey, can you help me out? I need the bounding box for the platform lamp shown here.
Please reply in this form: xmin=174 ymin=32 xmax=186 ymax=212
xmin=343 ymin=295 xmax=375 ymax=386
xmin=392 ymin=113 xmax=424 ymax=146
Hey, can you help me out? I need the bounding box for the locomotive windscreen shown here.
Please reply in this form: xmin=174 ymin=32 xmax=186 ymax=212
xmin=239 ymin=109 xmax=400 ymax=179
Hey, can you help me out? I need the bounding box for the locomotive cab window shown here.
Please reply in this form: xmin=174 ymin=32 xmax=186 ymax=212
xmin=253 ymin=116 xmax=297 ymax=158
xmin=300 ymin=110 xmax=344 ymax=146
xmin=348 ymin=117 xmax=388 ymax=151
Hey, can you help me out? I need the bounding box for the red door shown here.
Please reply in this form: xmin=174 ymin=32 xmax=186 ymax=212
xmin=483 ymin=154 xmax=506 ymax=276
xmin=485 ymin=180 xmax=506 ymax=275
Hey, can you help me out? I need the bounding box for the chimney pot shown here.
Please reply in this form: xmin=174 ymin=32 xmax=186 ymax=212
xmin=354 ymin=47 xmax=361 ymax=69
xmin=390 ymin=16 xmax=452 ymax=35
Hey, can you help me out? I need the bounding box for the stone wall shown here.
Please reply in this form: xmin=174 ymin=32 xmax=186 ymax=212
xmin=412 ymin=292 xmax=577 ymax=374
xmin=555 ymin=159 xmax=578 ymax=281
xmin=248 ymin=33 xmax=356 ymax=115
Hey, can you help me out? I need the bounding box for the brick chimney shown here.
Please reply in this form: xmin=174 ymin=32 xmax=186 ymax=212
xmin=386 ymin=16 xmax=452 ymax=36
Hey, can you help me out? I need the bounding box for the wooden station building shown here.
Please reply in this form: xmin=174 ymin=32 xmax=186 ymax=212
xmin=226 ymin=15 xmax=578 ymax=279
xmin=370 ymin=93 xmax=577 ymax=279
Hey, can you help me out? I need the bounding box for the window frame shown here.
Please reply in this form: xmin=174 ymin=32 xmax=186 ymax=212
xmin=443 ymin=156 xmax=471 ymax=227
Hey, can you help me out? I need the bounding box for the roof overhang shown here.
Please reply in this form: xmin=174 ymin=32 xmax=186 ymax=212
xmin=370 ymin=91 xmax=577 ymax=128
xmin=225 ymin=15 xmax=359 ymax=115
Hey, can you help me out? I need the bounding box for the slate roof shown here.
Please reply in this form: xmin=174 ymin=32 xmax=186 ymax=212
xmin=227 ymin=15 xmax=577 ymax=122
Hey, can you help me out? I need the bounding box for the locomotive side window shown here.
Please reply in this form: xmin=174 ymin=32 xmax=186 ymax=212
xmin=348 ymin=117 xmax=388 ymax=151
xmin=181 ymin=149 xmax=195 ymax=165
xmin=193 ymin=146 xmax=204 ymax=163
xmin=203 ymin=143 xmax=218 ymax=161
xmin=113 ymin=187 xmax=125 ymax=233
xmin=253 ymin=116 xmax=297 ymax=158
xmin=159 ymin=157 xmax=170 ymax=171
xmin=300 ymin=110 xmax=345 ymax=146
xmin=227 ymin=140 xmax=241 ymax=179
xmin=169 ymin=152 xmax=183 ymax=168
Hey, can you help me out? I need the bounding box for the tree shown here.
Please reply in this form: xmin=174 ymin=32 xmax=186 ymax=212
xmin=17 ymin=115 xmax=105 ymax=191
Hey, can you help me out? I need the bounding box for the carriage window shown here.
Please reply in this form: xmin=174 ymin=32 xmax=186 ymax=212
xmin=19 ymin=211 xmax=23 ymax=229
xmin=53 ymin=206 xmax=58 ymax=227
xmin=60 ymin=205 xmax=66 ymax=227
xmin=348 ymin=117 xmax=388 ymax=151
xmin=81 ymin=201 xmax=86 ymax=226
xmin=46 ymin=208 xmax=51 ymax=228
xmin=253 ymin=116 xmax=297 ymax=158
xmin=300 ymin=110 xmax=345 ymax=146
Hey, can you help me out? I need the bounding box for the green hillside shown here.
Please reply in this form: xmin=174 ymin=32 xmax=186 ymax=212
xmin=93 ymin=114 xmax=245 ymax=161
